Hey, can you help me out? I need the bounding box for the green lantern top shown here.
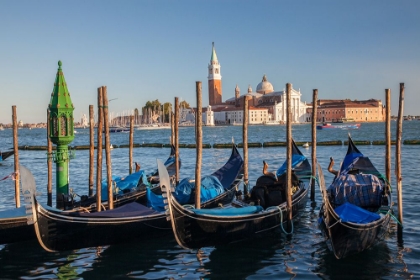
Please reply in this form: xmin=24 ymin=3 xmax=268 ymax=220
xmin=48 ymin=60 xmax=75 ymax=145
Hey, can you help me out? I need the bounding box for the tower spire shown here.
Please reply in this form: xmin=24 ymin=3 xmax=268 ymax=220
xmin=208 ymin=42 xmax=222 ymax=105
xmin=211 ymin=42 xmax=218 ymax=63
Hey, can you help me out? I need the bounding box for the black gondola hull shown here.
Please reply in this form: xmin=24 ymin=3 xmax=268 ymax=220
xmin=319 ymin=201 xmax=391 ymax=259
xmin=169 ymin=185 xmax=309 ymax=249
xmin=34 ymin=203 xmax=170 ymax=251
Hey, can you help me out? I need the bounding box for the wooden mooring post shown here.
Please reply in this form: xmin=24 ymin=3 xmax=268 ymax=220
xmin=102 ymin=86 xmax=113 ymax=210
xmin=242 ymin=96 xmax=249 ymax=197
xmin=12 ymin=106 xmax=20 ymax=208
xmin=129 ymin=115 xmax=134 ymax=174
xmin=96 ymin=87 xmax=104 ymax=211
xmin=89 ymin=105 xmax=94 ymax=197
xmin=174 ymin=97 xmax=180 ymax=184
xmin=171 ymin=111 xmax=175 ymax=146
xmin=286 ymin=83 xmax=293 ymax=230
xmin=396 ymin=83 xmax=404 ymax=243
xmin=385 ymin=89 xmax=391 ymax=185
xmin=195 ymin=82 xmax=203 ymax=209
xmin=311 ymin=89 xmax=318 ymax=202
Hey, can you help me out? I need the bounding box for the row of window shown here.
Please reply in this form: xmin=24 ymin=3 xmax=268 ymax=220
xmin=318 ymin=109 xmax=379 ymax=114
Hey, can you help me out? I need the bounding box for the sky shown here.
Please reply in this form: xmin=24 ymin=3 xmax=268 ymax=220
xmin=1 ymin=0 xmax=419 ymax=124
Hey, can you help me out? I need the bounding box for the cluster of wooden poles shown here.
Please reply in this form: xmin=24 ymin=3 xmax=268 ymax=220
xmin=8 ymin=83 xmax=406 ymax=242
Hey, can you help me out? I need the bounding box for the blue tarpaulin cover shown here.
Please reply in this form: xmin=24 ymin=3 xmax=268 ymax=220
xmin=328 ymin=173 xmax=383 ymax=207
xmin=147 ymin=175 xmax=225 ymax=211
xmin=101 ymin=170 xmax=144 ymax=201
xmin=335 ymin=202 xmax=380 ymax=223
xmin=276 ymin=154 xmax=306 ymax=177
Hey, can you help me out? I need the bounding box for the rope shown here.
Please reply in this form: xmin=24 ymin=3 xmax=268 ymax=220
xmin=377 ymin=208 xmax=402 ymax=227
xmin=267 ymin=205 xmax=294 ymax=235
xmin=0 ymin=171 xmax=17 ymax=182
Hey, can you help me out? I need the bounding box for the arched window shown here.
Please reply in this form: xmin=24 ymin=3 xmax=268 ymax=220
xmin=60 ymin=115 xmax=67 ymax=136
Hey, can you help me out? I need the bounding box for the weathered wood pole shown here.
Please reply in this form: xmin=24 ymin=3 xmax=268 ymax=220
xmin=47 ymin=109 xmax=53 ymax=206
xmin=396 ymin=83 xmax=404 ymax=243
xmin=170 ymin=111 xmax=175 ymax=146
xmin=385 ymin=89 xmax=391 ymax=185
xmin=286 ymin=83 xmax=293 ymax=227
xmin=310 ymin=89 xmax=318 ymax=202
xmin=89 ymin=105 xmax=94 ymax=197
xmin=195 ymin=81 xmax=203 ymax=209
xmin=96 ymin=87 xmax=104 ymax=211
xmin=242 ymin=96 xmax=249 ymax=196
xmin=129 ymin=115 xmax=134 ymax=174
xmin=102 ymin=86 xmax=113 ymax=210
xmin=174 ymin=97 xmax=180 ymax=184
xmin=12 ymin=106 xmax=20 ymax=208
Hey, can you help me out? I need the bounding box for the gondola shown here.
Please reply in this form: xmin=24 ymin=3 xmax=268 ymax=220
xmin=69 ymin=144 xmax=180 ymax=211
xmin=160 ymin=140 xmax=312 ymax=249
xmin=0 ymin=150 xmax=13 ymax=161
xmin=0 ymin=146 xmax=178 ymax=245
xmin=318 ymin=136 xmax=393 ymax=259
xmin=24 ymin=144 xmax=243 ymax=252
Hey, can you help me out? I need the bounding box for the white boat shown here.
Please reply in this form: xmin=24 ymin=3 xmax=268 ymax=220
xmin=263 ymin=121 xmax=280 ymax=125
xmin=136 ymin=124 xmax=171 ymax=130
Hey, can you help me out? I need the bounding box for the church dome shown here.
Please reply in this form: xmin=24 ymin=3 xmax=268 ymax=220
xmin=256 ymin=74 xmax=274 ymax=94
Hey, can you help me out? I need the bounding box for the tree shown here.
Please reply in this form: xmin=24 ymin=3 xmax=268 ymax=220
xmin=180 ymin=100 xmax=190 ymax=109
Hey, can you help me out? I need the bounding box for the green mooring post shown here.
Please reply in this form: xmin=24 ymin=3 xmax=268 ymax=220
xmin=48 ymin=61 xmax=75 ymax=209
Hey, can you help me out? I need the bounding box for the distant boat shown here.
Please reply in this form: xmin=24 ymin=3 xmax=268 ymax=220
xmin=303 ymin=142 xmax=309 ymax=148
xmin=263 ymin=121 xmax=280 ymax=125
xmin=136 ymin=124 xmax=171 ymax=130
xmin=231 ymin=121 xmax=242 ymax=126
xmin=108 ymin=126 xmax=130 ymax=133
xmin=317 ymin=123 xmax=361 ymax=130
xmin=179 ymin=121 xmax=194 ymax=127
xmin=335 ymin=118 xmax=355 ymax=123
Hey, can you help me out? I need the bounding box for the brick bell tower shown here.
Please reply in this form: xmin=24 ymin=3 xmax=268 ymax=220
xmin=208 ymin=42 xmax=222 ymax=106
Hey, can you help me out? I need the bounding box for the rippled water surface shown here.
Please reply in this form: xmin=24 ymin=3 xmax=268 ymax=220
xmin=0 ymin=122 xmax=419 ymax=279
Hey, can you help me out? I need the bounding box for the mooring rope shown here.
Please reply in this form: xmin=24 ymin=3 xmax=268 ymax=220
xmin=0 ymin=171 xmax=17 ymax=182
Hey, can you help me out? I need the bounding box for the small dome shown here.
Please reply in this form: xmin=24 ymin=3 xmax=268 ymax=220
xmin=248 ymin=85 xmax=252 ymax=93
xmin=256 ymin=74 xmax=274 ymax=94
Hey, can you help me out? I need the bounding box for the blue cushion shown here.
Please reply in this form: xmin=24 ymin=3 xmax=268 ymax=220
xmin=335 ymin=202 xmax=380 ymax=223
xmin=192 ymin=205 xmax=264 ymax=216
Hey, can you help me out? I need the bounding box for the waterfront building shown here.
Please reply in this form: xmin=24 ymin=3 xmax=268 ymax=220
xmin=306 ymin=99 xmax=385 ymax=123
xmin=225 ymin=75 xmax=309 ymax=123
xmin=211 ymin=106 xmax=269 ymax=125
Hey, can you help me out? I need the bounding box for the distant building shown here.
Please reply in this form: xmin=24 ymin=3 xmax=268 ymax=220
xmin=225 ymin=75 xmax=309 ymax=123
xmin=306 ymin=99 xmax=385 ymax=123
xmin=208 ymin=42 xmax=222 ymax=106
xmin=81 ymin=114 xmax=88 ymax=127
xmin=203 ymin=105 xmax=214 ymax=126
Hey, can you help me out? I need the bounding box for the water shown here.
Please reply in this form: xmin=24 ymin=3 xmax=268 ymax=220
xmin=0 ymin=122 xmax=419 ymax=279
